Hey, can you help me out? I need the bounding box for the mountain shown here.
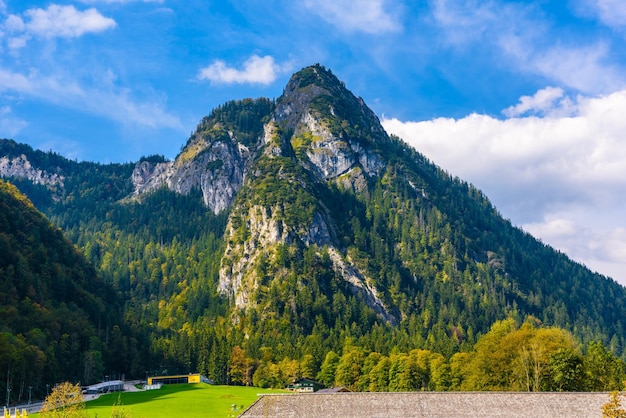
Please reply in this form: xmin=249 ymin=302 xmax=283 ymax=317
xmin=2 ymin=64 xmax=626 ymax=389
xmin=0 ymin=179 xmax=128 ymax=403
xmin=131 ymin=64 xmax=626 ymax=343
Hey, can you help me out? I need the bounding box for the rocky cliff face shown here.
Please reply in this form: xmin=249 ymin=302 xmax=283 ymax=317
xmin=130 ymin=108 xmax=266 ymax=214
xmin=217 ymin=123 xmax=292 ymax=307
xmin=0 ymin=154 xmax=65 ymax=189
xmin=215 ymin=65 xmax=398 ymax=324
xmin=275 ymin=65 xmax=385 ymax=188
xmin=302 ymin=111 xmax=384 ymax=182
xmin=130 ymin=131 xmax=250 ymax=214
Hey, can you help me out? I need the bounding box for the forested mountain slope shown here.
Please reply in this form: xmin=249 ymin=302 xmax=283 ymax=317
xmin=1 ymin=65 xmax=625 ymax=390
xmin=213 ymin=64 xmax=626 ymax=355
xmin=0 ymin=180 xmax=125 ymax=403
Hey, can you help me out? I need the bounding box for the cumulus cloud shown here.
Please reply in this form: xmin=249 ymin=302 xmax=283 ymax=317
xmin=382 ymin=89 xmax=626 ymax=284
xmin=198 ymin=55 xmax=289 ymax=85
xmin=304 ymin=0 xmax=401 ymax=34
xmin=4 ymin=14 xmax=25 ymax=31
xmin=25 ymin=5 xmax=115 ymax=37
xmin=503 ymin=87 xmax=571 ymax=117
xmin=3 ymin=4 xmax=116 ymax=48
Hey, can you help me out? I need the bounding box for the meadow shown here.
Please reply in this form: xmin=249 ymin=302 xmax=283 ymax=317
xmin=91 ymin=384 xmax=285 ymax=417
xmin=34 ymin=384 xmax=284 ymax=418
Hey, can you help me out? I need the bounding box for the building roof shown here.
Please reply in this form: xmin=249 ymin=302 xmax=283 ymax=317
xmin=287 ymin=378 xmax=322 ymax=386
xmin=239 ymin=392 xmax=612 ymax=418
xmin=316 ymin=387 xmax=350 ymax=393
xmin=149 ymin=374 xmax=200 ymax=379
xmin=84 ymin=380 xmax=124 ymax=393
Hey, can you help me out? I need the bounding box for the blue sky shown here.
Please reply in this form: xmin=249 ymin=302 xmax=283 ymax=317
xmin=1 ymin=0 xmax=626 ymax=285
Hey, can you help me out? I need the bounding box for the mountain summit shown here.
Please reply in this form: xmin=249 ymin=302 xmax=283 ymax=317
xmin=131 ymin=65 xmax=385 ymax=211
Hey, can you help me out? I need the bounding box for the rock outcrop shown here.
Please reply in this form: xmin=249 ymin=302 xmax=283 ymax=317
xmin=0 ymin=154 xmax=64 ymax=189
xmin=131 ymin=124 xmax=256 ymax=214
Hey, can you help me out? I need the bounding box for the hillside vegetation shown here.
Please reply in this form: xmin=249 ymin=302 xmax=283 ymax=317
xmin=2 ymin=65 xmax=626 ymax=398
xmin=0 ymin=180 xmax=123 ymax=402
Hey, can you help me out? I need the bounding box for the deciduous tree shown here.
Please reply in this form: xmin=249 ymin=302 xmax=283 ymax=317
xmin=40 ymin=382 xmax=87 ymax=418
xmin=602 ymin=391 xmax=626 ymax=418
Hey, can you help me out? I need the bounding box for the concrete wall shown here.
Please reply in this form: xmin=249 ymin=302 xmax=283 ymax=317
xmin=241 ymin=392 xmax=612 ymax=418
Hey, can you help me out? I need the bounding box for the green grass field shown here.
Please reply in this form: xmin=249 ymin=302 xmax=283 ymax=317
xmin=89 ymin=384 xmax=285 ymax=418
xmin=35 ymin=384 xmax=285 ymax=418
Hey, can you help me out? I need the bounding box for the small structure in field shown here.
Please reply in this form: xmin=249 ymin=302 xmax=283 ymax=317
xmin=286 ymin=378 xmax=324 ymax=393
xmin=146 ymin=373 xmax=211 ymax=385
xmin=83 ymin=380 xmax=124 ymax=394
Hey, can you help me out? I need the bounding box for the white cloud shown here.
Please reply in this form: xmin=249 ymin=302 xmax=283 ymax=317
xmin=585 ymin=0 xmax=626 ymax=28
xmin=0 ymin=106 xmax=27 ymax=136
xmin=24 ymin=5 xmax=116 ymax=38
xmin=432 ymin=0 xmax=626 ymax=94
xmin=7 ymin=36 xmax=28 ymax=49
xmin=431 ymin=0 xmax=499 ymax=44
xmin=528 ymin=43 xmax=624 ymax=95
xmin=0 ymin=66 xmax=182 ymax=131
xmin=382 ymin=88 xmax=626 ymax=284
xmin=304 ymin=0 xmax=401 ymax=34
xmin=503 ymin=87 xmax=571 ymax=117
xmin=79 ymin=0 xmax=163 ymax=3
xmin=4 ymin=4 xmax=116 ymax=48
xmin=0 ymin=67 xmax=31 ymax=91
xmin=4 ymin=14 xmax=24 ymax=32
xmin=524 ymin=218 xmax=577 ymax=240
xmin=198 ymin=55 xmax=289 ymax=85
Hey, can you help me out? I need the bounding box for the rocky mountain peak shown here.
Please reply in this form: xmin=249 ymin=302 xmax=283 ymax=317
xmin=274 ymin=65 xmax=341 ymax=131
xmin=275 ymin=64 xmax=385 ymax=141
xmin=129 ymin=67 xmax=388 ymax=211
xmin=277 ymin=65 xmax=385 ymax=188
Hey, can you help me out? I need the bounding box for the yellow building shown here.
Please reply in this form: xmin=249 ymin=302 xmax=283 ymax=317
xmin=147 ymin=374 xmax=209 ymax=385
